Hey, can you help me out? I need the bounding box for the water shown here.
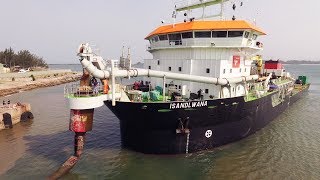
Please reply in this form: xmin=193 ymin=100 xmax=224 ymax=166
xmin=0 ymin=65 xmax=319 ymax=179
xmin=48 ymin=64 xmax=83 ymax=72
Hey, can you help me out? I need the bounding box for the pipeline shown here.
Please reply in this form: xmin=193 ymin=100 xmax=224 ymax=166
xmin=48 ymin=132 xmax=86 ymax=179
xmin=48 ymin=109 xmax=93 ymax=179
xmin=48 ymin=69 xmax=94 ymax=179
xmin=80 ymin=55 xmax=259 ymax=86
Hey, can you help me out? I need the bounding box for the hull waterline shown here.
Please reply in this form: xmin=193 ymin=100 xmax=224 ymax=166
xmin=105 ymin=85 xmax=309 ymax=154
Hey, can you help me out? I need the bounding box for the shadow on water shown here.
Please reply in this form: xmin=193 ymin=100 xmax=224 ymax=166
xmin=0 ymin=120 xmax=34 ymax=174
xmin=1 ymin=105 xmax=125 ymax=179
xmin=1 ymin=105 xmax=231 ymax=180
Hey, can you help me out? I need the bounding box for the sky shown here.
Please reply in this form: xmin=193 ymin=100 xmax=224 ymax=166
xmin=0 ymin=0 xmax=319 ymax=64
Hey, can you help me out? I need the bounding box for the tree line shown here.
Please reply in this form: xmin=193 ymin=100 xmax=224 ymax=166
xmin=0 ymin=47 xmax=48 ymax=68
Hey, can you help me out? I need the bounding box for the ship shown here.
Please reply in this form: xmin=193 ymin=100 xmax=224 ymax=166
xmin=64 ymin=0 xmax=310 ymax=155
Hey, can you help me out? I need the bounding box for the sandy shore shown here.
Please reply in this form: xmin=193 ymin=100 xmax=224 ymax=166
xmin=0 ymin=70 xmax=81 ymax=97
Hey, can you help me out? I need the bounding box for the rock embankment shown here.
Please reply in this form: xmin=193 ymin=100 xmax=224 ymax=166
xmin=0 ymin=70 xmax=81 ymax=97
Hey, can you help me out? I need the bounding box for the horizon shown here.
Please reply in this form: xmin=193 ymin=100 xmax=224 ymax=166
xmin=47 ymin=59 xmax=320 ymax=65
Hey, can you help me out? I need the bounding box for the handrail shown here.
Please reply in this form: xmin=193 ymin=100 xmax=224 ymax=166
xmin=64 ymin=83 xmax=122 ymax=98
xmin=64 ymin=83 xmax=104 ymax=98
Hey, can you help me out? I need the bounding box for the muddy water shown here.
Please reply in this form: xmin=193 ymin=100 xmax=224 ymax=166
xmin=0 ymin=65 xmax=319 ymax=179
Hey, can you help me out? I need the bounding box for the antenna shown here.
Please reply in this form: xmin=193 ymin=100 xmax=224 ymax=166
xmin=172 ymin=10 xmax=177 ymax=27
xmin=174 ymin=0 xmax=230 ymax=20
xmin=121 ymin=46 xmax=125 ymax=58
xmin=127 ymin=47 xmax=131 ymax=69
xmin=220 ymin=0 xmax=224 ymax=20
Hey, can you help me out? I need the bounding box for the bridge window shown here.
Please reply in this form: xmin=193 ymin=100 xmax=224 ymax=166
xmin=151 ymin=36 xmax=159 ymax=43
xmin=169 ymin=66 xmax=172 ymax=71
xmin=159 ymin=35 xmax=168 ymax=41
xmin=223 ymin=69 xmax=226 ymax=74
xmin=179 ymin=67 xmax=182 ymax=72
xmin=195 ymin=31 xmax=211 ymax=38
xmin=182 ymin=32 xmax=193 ymax=39
xmin=244 ymin=32 xmax=250 ymax=38
xmin=206 ymin=68 xmax=210 ymax=73
xmin=252 ymin=34 xmax=258 ymax=40
xmin=230 ymin=69 xmax=233 ymax=73
xmin=168 ymin=33 xmax=182 ymax=45
xmin=212 ymin=31 xmax=227 ymax=38
xmin=228 ymin=31 xmax=244 ymax=37
xmin=205 ymin=89 xmax=209 ymax=94
xmin=157 ymin=60 xmax=160 ymax=65
xmin=148 ymin=66 xmax=151 ymax=69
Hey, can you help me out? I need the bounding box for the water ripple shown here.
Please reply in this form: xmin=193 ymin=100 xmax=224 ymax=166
xmin=0 ymin=65 xmax=320 ymax=179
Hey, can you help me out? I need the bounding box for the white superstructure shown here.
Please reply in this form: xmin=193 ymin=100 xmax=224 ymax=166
xmin=144 ymin=1 xmax=266 ymax=99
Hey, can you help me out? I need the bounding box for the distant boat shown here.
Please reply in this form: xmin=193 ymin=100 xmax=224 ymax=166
xmin=17 ymin=68 xmax=30 ymax=73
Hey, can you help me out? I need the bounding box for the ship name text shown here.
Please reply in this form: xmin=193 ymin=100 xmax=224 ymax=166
xmin=169 ymin=101 xmax=208 ymax=109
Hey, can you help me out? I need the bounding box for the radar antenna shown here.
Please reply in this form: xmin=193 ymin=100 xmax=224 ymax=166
xmin=174 ymin=0 xmax=230 ymax=20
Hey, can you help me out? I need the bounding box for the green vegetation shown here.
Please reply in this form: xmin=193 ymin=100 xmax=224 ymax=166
xmin=0 ymin=47 xmax=48 ymax=69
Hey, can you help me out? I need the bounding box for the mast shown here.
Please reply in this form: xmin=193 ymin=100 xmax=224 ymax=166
xmin=220 ymin=0 xmax=224 ymax=20
xmin=174 ymin=0 xmax=229 ymax=20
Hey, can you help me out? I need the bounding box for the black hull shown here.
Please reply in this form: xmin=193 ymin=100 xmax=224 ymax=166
xmin=105 ymin=85 xmax=310 ymax=154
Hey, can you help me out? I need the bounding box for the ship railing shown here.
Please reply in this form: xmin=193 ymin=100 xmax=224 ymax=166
xmin=64 ymin=83 xmax=122 ymax=98
xmin=64 ymin=83 xmax=104 ymax=98
xmin=102 ymin=60 xmax=120 ymax=69
xmin=125 ymin=84 xmax=152 ymax=92
xmin=148 ymin=38 xmax=244 ymax=50
xmin=174 ymin=0 xmax=219 ymax=11
xmin=174 ymin=0 xmax=189 ymax=10
xmin=126 ymin=84 xmax=134 ymax=91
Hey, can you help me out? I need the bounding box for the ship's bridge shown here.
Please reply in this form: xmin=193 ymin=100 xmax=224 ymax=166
xmin=146 ymin=20 xmax=266 ymax=51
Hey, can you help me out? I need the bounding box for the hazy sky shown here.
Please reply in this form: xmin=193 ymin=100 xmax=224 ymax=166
xmin=1 ymin=0 xmax=319 ymax=64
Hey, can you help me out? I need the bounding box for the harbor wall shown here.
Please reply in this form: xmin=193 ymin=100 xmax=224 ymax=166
xmin=0 ymin=70 xmax=81 ymax=97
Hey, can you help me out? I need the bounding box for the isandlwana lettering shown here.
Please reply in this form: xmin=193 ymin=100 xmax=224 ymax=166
xmin=170 ymin=101 xmax=208 ymax=109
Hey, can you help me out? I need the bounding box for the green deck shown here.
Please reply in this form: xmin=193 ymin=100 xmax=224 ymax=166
xmin=142 ymin=95 xmax=168 ymax=103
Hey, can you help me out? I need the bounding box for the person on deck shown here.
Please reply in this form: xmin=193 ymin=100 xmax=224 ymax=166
xmin=91 ymin=77 xmax=98 ymax=95
xmin=197 ymin=89 xmax=204 ymax=100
